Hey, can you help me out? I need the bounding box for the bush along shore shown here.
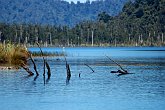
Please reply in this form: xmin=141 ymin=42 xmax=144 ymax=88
xmin=0 ymin=43 xmax=64 ymax=77
xmin=0 ymin=43 xmax=30 ymax=70
xmin=0 ymin=43 xmax=65 ymax=68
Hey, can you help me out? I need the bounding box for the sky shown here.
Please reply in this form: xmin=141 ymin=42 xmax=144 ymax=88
xmin=65 ymin=0 xmax=96 ymax=3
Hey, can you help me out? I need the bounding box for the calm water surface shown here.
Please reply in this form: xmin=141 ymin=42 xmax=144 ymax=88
xmin=0 ymin=47 xmax=165 ymax=110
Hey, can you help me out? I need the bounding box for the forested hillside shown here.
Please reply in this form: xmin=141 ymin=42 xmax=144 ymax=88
xmin=96 ymin=0 xmax=165 ymax=46
xmin=0 ymin=0 xmax=164 ymax=47
xmin=0 ymin=0 xmax=128 ymax=26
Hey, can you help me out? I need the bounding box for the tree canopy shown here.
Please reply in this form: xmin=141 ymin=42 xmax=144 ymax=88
xmin=0 ymin=0 xmax=128 ymax=26
xmin=0 ymin=0 xmax=164 ymax=47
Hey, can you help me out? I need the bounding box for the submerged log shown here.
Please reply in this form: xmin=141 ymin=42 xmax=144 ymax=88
xmin=46 ymin=61 xmax=51 ymax=80
xmin=36 ymin=43 xmax=46 ymax=77
xmin=66 ymin=63 xmax=71 ymax=78
xmin=79 ymin=73 xmax=81 ymax=77
xmin=29 ymin=53 xmax=39 ymax=81
xmin=117 ymin=72 xmax=134 ymax=76
xmin=66 ymin=64 xmax=71 ymax=85
xmin=34 ymin=75 xmax=39 ymax=81
xmin=110 ymin=69 xmax=133 ymax=76
xmin=84 ymin=64 xmax=95 ymax=73
xmin=106 ymin=55 xmax=128 ymax=73
xmin=37 ymin=43 xmax=46 ymax=84
xmin=21 ymin=65 xmax=34 ymax=76
xmin=66 ymin=75 xmax=71 ymax=85
xmin=111 ymin=70 xmax=128 ymax=74
xmin=37 ymin=43 xmax=51 ymax=81
xmin=105 ymin=55 xmax=133 ymax=76
xmin=64 ymin=56 xmax=71 ymax=84
xmin=29 ymin=53 xmax=39 ymax=76
xmin=110 ymin=71 xmax=119 ymax=73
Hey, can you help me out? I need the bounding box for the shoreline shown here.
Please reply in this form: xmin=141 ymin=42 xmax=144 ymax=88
xmin=0 ymin=66 xmax=20 ymax=70
xmin=27 ymin=45 xmax=165 ymax=48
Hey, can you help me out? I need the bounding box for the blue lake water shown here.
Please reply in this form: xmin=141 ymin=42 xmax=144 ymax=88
xmin=0 ymin=47 xmax=165 ymax=110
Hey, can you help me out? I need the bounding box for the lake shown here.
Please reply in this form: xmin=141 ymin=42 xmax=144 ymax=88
xmin=0 ymin=47 xmax=165 ymax=110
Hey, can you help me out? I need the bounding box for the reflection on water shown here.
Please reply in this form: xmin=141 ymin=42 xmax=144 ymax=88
xmin=0 ymin=47 xmax=165 ymax=110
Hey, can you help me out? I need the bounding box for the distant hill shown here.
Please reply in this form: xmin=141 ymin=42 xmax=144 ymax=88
xmin=0 ymin=0 xmax=128 ymax=26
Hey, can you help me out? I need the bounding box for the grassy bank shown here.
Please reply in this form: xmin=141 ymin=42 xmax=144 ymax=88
xmin=0 ymin=43 xmax=29 ymax=68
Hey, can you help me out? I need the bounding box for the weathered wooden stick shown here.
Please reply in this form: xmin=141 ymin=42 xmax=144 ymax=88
xmin=64 ymin=56 xmax=71 ymax=76
xmin=66 ymin=75 xmax=70 ymax=85
xmin=21 ymin=65 xmax=34 ymax=76
xmin=46 ymin=61 xmax=51 ymax=79
xmin=66 ymin=63 xmax=71 ymax=85
xmin=36 ymin=43 xmax=51 ymax=83
xmin=84 ymin=64 xmax=95 ymax=73
xmin=34 ymin=75 xmax=39 ymax=81
xmin=65 ymin=61 xmax=71 ymax=78
xmin=106 ymin=55 xmax=128 ymax=73
xmin=79 ymin=73 xmax=81 ymax=77
xmin=36 ymin=43 xmax=46 ymax=84
xmin=66 ymin=63 xmax=71 ymax=78
xmin=29 ymin=53 xmax=39 ymax=76
xmin=64 ymin=56 xmax=71 ymax=84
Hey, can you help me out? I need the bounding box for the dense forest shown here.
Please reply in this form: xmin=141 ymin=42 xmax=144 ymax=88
xmin=0 ymin=0 xmax=165 ymax=47
xmin=0 ymin=0 xmax=128 ymax=26
xmin=96 ymin=0 xmax=165 ymax=46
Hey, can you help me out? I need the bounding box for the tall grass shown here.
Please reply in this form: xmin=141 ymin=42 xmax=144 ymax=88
xmin=0 ymin=43 xmax=29 ymax=67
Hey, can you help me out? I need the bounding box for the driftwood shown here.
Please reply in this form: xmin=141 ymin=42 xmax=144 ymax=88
xmin=66 ymin=63 xmax=71 ymax=78
xmin=36 ymin=43 xmax=51 ymax=84
xmin=106 ymin=55 xmax=130 ymax=76
xmin=36 ymin=43 xmax=46 ymax=84
xmin=111 ymin=69 xmax=134 ymax=76
xmin=84 ymin=64 xmax=95 ymax=73
xmin=36 ymin=43 xmax=46 ymax=76
xmin=106 ymin=56 xmax=128 ymax=73
xmin=117 ymin=72 xmax=134 ymax=76
xmin=79 ymin=73 xmax=81 ymax=77
xmin=64 ymin=56 xmax=71 ymax=77
xmin=66 ymin=63 xmax=71 ymax=85
xmin=29 ymin=53 xmax=39 ymax=81
xmin=64 ymin=56 xmax=71 ymax=84
xmin=66 ymin=75 xmax=71 ymax=85
xmin=46 ymin=61 xmax=51 ymax=80
xmin=21 ymin=65 xmax=34 ymax=76
xmin=34 ymin=75 xmax=39 ymax=81
xmin=29 ymin=53 xmax=39 ymax=76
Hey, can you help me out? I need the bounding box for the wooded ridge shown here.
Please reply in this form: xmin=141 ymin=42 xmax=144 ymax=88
xmin=0 ymin=0 xmax=128 ymax=26
xmin=0 ymin=0 xmax=164 ymax=47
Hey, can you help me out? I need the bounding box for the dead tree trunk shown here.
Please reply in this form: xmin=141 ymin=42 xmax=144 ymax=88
xmin=29 ymin=54 xmax=39 ymax=76
xmin=64 ymin=56 xmax=71 ymax=84
xmin=36 ymin=43 xmax=51 ymax=84
xmin=66 ymin=63 xmax=71 ymax=85
xmin=65 ymin=57 xmax=71 ymax=78
xmin=36 ymin=43 xmax=46 ymax=84
xmin=106 ymin=56 xmax=128 ymax=73
xmin=29 ymin=53 xmax=39 ymax=81
xmin=46 ymin=61 xmax=51 ymax=80
xmin=66 ymin=63 xmax=71 ymax=78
